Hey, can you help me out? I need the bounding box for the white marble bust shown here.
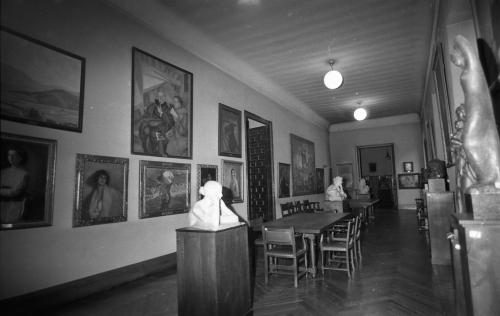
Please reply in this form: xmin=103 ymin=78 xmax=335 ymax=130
xmin=326 ymin=176 xmax=347 ymax=201
xmin=188 ymin=181 xmax=239 ymax=229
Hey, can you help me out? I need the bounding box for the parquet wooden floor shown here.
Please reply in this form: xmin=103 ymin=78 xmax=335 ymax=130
xmin=49 ymin=208 xmax=456 ymax=316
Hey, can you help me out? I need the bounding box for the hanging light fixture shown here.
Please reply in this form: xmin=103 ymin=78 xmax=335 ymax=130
xmin=323 ymin=59 xmax=343 ymax=89
xmin=353 ymin=108 xmax=367 ymax=121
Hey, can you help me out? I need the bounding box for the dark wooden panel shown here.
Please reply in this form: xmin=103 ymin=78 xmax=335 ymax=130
xmin=426 ymin=192 xmax=455 ymax=265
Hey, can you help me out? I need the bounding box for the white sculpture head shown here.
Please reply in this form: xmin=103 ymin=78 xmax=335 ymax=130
xmin=199 ymin=180 xmax=223 ymax=202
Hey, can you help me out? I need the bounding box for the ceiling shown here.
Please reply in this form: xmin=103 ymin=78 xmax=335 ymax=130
xmin=106 ymin=0 xmax=436 ymax=127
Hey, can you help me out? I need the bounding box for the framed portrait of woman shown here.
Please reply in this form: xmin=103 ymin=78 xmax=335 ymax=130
xmin=131 ymin=47 xmax=193 ymax=159
xmin=139 ymin=160 xmax=190 ymax=218
xmin=197 ymin=164 xmax=218 ymax=200
xmin=222 ymin=160 xmax=244 ymax=203
xmin=218 ymin=103 xmax=242 ymax=158
xmin=1 ymin=133 xmax=56 ymax=230
xmin=73 ymin=154 xmax=128 ymax=227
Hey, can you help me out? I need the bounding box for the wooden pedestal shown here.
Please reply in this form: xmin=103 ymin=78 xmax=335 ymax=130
xmin=426 ymin=191 xmax=455 ymax=265
xmin=176 ymin=224 xmax=251 ymax=316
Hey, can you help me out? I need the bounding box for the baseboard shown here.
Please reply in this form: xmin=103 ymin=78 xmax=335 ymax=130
xmin=1 ymin=252 xmax=177 ymax=315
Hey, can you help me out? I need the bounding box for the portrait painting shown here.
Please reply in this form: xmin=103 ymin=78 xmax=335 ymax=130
xmin=1 ymin=133 xmax=56 ymax=230
xmin=139 ymin=161 xmax=190 ymax=218
xmin=131 ymin=47 xmax=193 ymax=159
xmin=336 ymin=163 xmax=353 ymax=189
xmin=290 ymin=134 xmax=315 ymax=196
xmin=403 ymin=161 xmax=414 ymax=173
xmin=398 ymin=173 xmax=421 ymax=189
xmin=316 ymin=168 xmax=325 ymax=194
xmin=218 ymin=103 xmax=242 ymax=157
xmin=222 ymin=160 xmax=244 ymax=203
xmin=0 ymin=26 xmax=85 ymax=132
xmin=278 ymin=163 xmax=290 ymax=198
xmin=73 ymin=154 xmax=128 ymax=227
xmin=197 ymin=164 xmax=218 ymax=200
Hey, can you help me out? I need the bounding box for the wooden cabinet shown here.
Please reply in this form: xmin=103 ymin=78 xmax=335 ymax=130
xmin=176 ymin=224 xmax=251 ymax=316
xmin=425 ymin=192 xmax=455 ymax=265
xmin=450 ymin=214 xmax=500 ymax=316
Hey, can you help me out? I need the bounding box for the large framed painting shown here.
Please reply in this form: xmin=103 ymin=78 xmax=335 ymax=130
xmin=218 ymin=103 xmax=242 ymax=157
xmin=73 ymin=154 xmax=128 ymax=227
xmin=222 ymin=160 xmax=244 ymax=203
xmin=0 ymin=26 xmax=85 ymax=132
xmin=336 ymin=163 xmax=353 ymax=189
xmin=433 ymin=43 xmax=454 ymax=166
xmin=316 ymin=168 xmax=325 ymax=194
xmin=398 ymin=173 xmax=421 ymax=189
xmin=290 ymin=134 xmax=315 ymax=196
xmin=278 ymin=163 xmax=290 ymax=198
xmin=197 ymin=164 xmax=218 ymax=200
xmin=131 ymin=47 xmax=193 ymax=159
xmin=1 ymin=133 xmax=56 ymax=230
xmin=139 ymin=160 xmax=191 ymax=218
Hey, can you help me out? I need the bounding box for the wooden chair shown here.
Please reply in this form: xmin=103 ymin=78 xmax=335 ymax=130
xmin=302 ymin=200 xmax=313 ymax=213
xmin=320 ymin=219 xmax=355 ymax=278
xmin=262 ymin=226 xmax=308 ymax=287
xmin=294 ymin=201 xmax=303 ymax=213
xmin=354 ymin=216 xmax=362 ymax=263
xmin=280 ymin=203 xmax=293 ymax=217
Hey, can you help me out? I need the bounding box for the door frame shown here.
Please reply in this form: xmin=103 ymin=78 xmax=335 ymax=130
xmin=244 ymin=111 xmax=275 ymax=221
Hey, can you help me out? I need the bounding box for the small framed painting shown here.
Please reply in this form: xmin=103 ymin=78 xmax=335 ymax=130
xmin=222 ymin=160 xmax=244 ymax=203
xmin=398 ymin=173 xmax=421 ymax=189
xmin=1 ymin=133 xmax=56 ymax=230
xmin=403 ymin=161 xmax=414 ymax=173
xmin=278 ymin=163 xmax=290 ymax=198
xmin=139 ymin=160 xmax=191 ymax=218
xmin=316 ymin=168 xmax=325 ymax=194
xmin=73 ymin=154 xmax=128 ymax=227
xmin=1 ymin=26 xmax=85 ymax=132
xmin=197 ymin=164 xmax=218 ymax=199
xmin=218 ymin=103 xmax=242 ymax=157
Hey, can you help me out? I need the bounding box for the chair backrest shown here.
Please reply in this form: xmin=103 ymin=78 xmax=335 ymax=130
xmin=302 ymin=200 xmax=311 ymax=212
xmin=294 ymin=201 xmax=302 ymax=213
xmin=262 ymin=226 xmax=297 ymax=251
xmin=280 ymin=203 xmax=292 ymax=217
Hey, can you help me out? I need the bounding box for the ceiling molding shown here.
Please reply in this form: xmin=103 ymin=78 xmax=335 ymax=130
xmin=328 ymin=113 xmax=420 ymax=133
xmin=103 ymin=0 xmax=329 ymax=129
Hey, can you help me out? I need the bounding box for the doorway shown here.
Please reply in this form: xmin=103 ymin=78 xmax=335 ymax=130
xmin=245 ymin=111 xmax=274 ymax=228
xmin=357 ymin=144 xmax=397 ymax=209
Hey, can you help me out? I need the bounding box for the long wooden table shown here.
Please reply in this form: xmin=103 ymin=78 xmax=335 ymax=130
xmin=262 ymin=212 xmax=350 ymax=277
xmin=349 ymin=198 xmax=380 ymax=224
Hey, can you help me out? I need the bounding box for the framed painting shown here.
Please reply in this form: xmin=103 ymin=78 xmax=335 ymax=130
xmin=218 ymin=103 xmax=242 ymax=157
xmin=197 ymin=164 xmax=218 ymax=200
xmin=290 ymin=134 xmax=315 ymax=196
xmin=139 ymin=160 xmax=191 ymax=218
xmin=278 ymin=163 xmax=290 ymax=198
xmin=131 ymin=47 xmax=193 ymax=159
xmin=222 ymin=160 xmax=244 ymax=203
xmin=316 ymin=168 xmax=325 ymax=194
xmin=0 ymin=26 xmax=85 ymax=132
xmin=73 ymin=154 xmax=128 ymax=227
xmin=433 ymin=43 xmax=454 ymax=166
xmin=403 ymin=161 xmax=414 ymax=173
xmin=1 ymin=133 xmax=56 ymax=230
xmin=398 ymin=173 xmax=421 ymax=189
xmin=336 ymin=163 xmax=353 ymax=189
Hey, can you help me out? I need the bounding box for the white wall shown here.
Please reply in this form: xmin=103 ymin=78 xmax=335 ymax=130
xmin=0 ymin=0 xmax=329 ymax=299
xmin=329 ymin=114 xmax=424 ymax=209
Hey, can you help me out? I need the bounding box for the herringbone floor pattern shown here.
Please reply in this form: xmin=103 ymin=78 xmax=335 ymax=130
xmin=49 ymin=208 xmax=456 ymax=316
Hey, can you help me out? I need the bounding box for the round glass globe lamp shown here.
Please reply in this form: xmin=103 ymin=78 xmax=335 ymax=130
xmin=323 ymin=70 xmax=343 ymax=89
xmin=354 ymin=108 xmax=367 ymax=121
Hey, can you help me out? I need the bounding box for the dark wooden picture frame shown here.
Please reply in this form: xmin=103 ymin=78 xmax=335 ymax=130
xmin=403 ymin=161 xmax=414 ymax=173
xmin=73 ymin=154 xmax=128 ymax=227
xmin=398 ymin=173 xmax=421 ymax=189
xmin=290 ymin=134 xmax=315 ymax=196
xmin=197 ymin=164 xmax=218 ymax=200
xmin=139 ymin=160 xmax=191 ymax=218
xmin=131 ymin=47 xmax=193 ymax=159
xmin=222 ymin=159 xmax=244 ymax=203
xmin=433 ymin=43 xmax=454 ymax=166
xmin=0 ymin=26 xmax=85 ymax=132
xmin=316 ymin=168 xmax=325 ymax=194
xmin=1 ymin=133 xmax=56 ymax=230
xmin=278 ymin=163 xmax=290 ymax=198
xmin=218 ymin=103 xmax=242 ymax=157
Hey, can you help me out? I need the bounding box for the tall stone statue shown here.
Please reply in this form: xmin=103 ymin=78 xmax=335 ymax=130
xmin=450 ymin=35 xmax=500 ymax=217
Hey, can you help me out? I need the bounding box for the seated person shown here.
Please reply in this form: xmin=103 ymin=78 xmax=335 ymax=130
xmin=358 ymin=178 xmax=370 ymax=198
xmin=188 ymin=181 xmax=239 ymax=229
xmin=324 ymin=176 xmax=347 ymax=212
